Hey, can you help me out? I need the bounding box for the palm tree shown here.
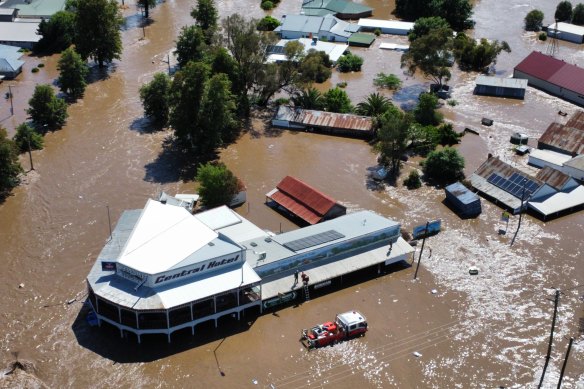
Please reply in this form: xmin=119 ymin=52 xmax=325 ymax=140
xmin=355 ymin=92 xmax=393 ymax=117
xmin=292 ymin=87 xmax=325 ymax=110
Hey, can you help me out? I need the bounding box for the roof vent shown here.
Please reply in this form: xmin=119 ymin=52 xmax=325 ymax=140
xmin=208 ymin=242 xmax=215 ymax=246
xmin=250 ymin=242 xmax=257 ymax=247
xmin=265 ymin=237 xmax=272 ymax=243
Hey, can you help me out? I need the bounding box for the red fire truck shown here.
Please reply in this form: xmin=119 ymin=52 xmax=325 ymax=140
xmin=300 ymin=311 xmax=368 ymax=349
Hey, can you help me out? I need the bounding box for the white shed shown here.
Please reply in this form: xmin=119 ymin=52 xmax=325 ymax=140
xmin=357 ymin=19 xmax=414 ymax=35
xmin=547 ymin=22 xmax=584 ymax=44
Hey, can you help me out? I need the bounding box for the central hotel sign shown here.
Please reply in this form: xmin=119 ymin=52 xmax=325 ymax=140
xmin=150 ymin=253 xmax=243 ymax=286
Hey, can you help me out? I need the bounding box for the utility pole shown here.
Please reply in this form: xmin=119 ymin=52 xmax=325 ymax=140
xmin=106 ymin=205 xmax=112 ymax=241
xmin=167 ymin=53 xmax=171 ymax=75
xmin=26 ymin=133 xmax=34 ymax=171
xmin=414 ymin=221 xmax=429 ymax=280
xmin=557 ymin=337 xmax=574 ymax=389
xmin=538 ymin=289 xmax=560 ymax=388
xmin=511 ymin=179 xmax=527 ymax=246
xmin=8 ymin=85 xmax=14 ymax=115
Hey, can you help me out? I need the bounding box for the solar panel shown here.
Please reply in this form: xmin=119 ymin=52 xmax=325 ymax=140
xmin=284 ymin=230 xmax=345 ymax=252
xmin=486 ymin=172 xmax=540 ymax=199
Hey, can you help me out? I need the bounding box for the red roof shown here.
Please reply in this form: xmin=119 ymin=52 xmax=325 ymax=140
xmin=268 ymin=176 xmax=344 ymax=224
xmin=539 ymin=111 xmax=584 ymax=155
xmin=514 ymin=51 xmax=584 ymax=95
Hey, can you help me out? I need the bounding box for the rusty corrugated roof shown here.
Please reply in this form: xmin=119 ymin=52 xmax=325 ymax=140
xmin=268 ymin=176 xmax=345 ymax=224
xmin=301 ymin=110 xmax=372 ymax=132
xmin=539 ymin=111 xmax=584 ymax=155
xmin=535 ymin=166 xmax=571 ymax=190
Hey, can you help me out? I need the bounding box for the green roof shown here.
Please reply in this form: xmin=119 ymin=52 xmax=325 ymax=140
xmin=0 ymin=0 xmax=66 ymax=17
xmin=302 ymin=0 xmax=372 ymax=16
xmin=348 ymin=33 xmax=376 ymax=46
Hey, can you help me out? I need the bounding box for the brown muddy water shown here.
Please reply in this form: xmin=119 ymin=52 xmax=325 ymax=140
xmin=1 ymin=0 xmax=583 ymax=387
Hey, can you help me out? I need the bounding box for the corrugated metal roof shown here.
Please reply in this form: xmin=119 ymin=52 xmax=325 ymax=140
xmin=548 ymin=22 xmax=584 ymax=36
xmin=301 ymin=109 xmax=372 ymax=131
xmin=445 ymin=182 xmax=479 ymax=205
xmin=564 ymin=154 xmax=584 ymax=170
xmin=0 ymin=21 xmax=40 ymax=44
xmin=268 ymin=176 xmax=344 ymax=224
xmin=281 ymin=15 xmax=323 ymax=34
xmin=0 ymin=0 xmax=66 ymax=17
xmin=348 ymin=32 xmax=376 ymax=45
xmin=357 ymin=19 xmax=414 ymax=31
xmin=535 ymin=166 xmax=571 ymax=190
xmin=514 ymin=51 xmax=584 ymax=95
xmin=539 ymin=112 xmax=584 ymax=155
xmin=475 ymin=75 xmax=527 ymax=89
xmin=302 ymin=0 xmax=372 ymax=15
xmin=528 ymin=185 xmax=584 ymax=216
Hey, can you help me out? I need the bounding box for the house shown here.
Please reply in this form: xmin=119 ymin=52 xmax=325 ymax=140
xmin=470 ymin=156 xmax=584 ymax=219
xmin=0 ymin=0 xmax=67 ymax=19
xmin=301 ymin=0 xmax=372 ymax=19
xmin=266 ymin=175 xmax=347 ymax=225
xmin=0 ymin=8 xmax=17 ymax=22
xmin=266 ymin=38 xmax=348 ymax=64
xmin=276 ymin=14 xmax=359 ymax=43
xmin=0 ymin=22 xmax=40 ymax=49
xmin=562 ymin=155 xmax=584 ymax=182
xmin=513 ymin=51 xmax=584 ymax=107
xmin=537 ymin=111 xmax=584 ymax=157
xmin=547 ymin=22 xmax=584 ymax=44
xmin=444 ymin=182 xmax=482 ymax=218
xmin=357 ymin=19 xmax=414 ymax=35
xmin=474 ymin=76 xmax=528 ymax=99
xmin=0 ymin=43 xmax=23 ymax=79
xmin=528 ymin=149 xmax=572 ymax=170
xmin=272 ymin=105 xmax=374 ymax=138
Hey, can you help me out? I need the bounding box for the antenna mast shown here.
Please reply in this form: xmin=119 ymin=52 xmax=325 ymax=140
xmin=546 ymin=19 xmax=560 ymax=57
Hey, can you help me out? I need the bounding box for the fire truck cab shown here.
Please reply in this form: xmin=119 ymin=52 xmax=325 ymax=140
xmin=301 ymin=310 xmax=367 ymax=349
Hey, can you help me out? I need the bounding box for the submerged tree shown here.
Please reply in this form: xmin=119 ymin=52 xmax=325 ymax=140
xmin=139 ymin=72 xmax=172 ymax=127
xmin=401 ymin=27 xmax=453 ymax=87
xmin=138 ymin=0 xmax=156 ymax=19
xmin=355 ymin=93 xmax=394 ymax=117
xmin=555 ymin=0 xmax=573 ymax=22
xmin=375 ymin=110 xmax=412 ymax=174
xmin=196 ymin=162 xmax=239 ymax=208
xmin=175 ymin=26 xmax=207 ymax=68
xmin=13 ymin=123 xmax=44 ymax=153
xmin=323 ymin=87 xmax=353 ymax=113
xmin=453 ymin=33 xmax=511 ymax=72
xmin=0 ymin=128 xmax=23 ymax=196
xmin=57 ymin=47 xmax=89 ymax=99
xmin=524 ymin=9 xmax=545 ymax=31
xmin=27 ymin=85 xmax=68 ymax=131
xmin=572 ymin=3 xmax=584 ymax=24
xmin=422 ymin=147 xmax=465 ymax=184
xmin=74 ymin=0 xmax=123 ymax=67
xmin=292 ymin=87 xmax=325 ymax=110
xmin=34 ymin=10 xmax=75 ymax=54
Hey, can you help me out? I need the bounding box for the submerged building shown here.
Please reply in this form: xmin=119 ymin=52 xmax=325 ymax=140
xmin=86 ymin=199 xmax=413 ymax=342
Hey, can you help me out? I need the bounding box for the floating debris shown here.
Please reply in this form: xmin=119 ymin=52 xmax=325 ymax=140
xmin=469 ymin=267 xmax=479 ymax=275
xmin=413 ymin=351 xmax=422 ymax=358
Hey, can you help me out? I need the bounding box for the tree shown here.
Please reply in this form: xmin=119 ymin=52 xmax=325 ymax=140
xmin=404 ymin=170 xmax=422 ymax=189
xmin=196 ymin=162 xmax=239 ymax=208
xmin=13 ymin=123 xmax=44 ymax=153
xmin=572 ymin=4 xmax=584 ymax=25
xmin=453 ymin=33 xmax=511 ymax=72
xmin=199 ymin=73 xmax=237 ymax=147
xmin=191 ymin=0 xmax=218 ymax=33
xmin=323 ymin=87 xmax=352 ymax=113
xmin=401 ymin=27 xmax=453 ymax=87
xmin=409 ymin=16 xmax=450 ymax=42
xmin=337 ymin=52 xmax=364 ymax=72
xmin=0 ymin=128 xmax=22 ymax=197
xmin=373 ymin=72 xmax=402 ymax=90
xmin=138 ymin=0 xmax=156 ymax=19
xmin=257 ymin=16 xmax=281 ymax=31
xmin=436 ymin=123 xmax=461 ymax=146
xmin=395 ymin=0 xmax=473 ymax=31
xmin=139 ymin=72 xmax=172 ymax=127
xmin=175 ymin=25 xmax=207 ymax=68
xmin=375 ymin=110 xmax=411 ymax=174
xmin=414 ymin=92 xmax=443 ymax=126
xmin=356 ymin=93 xmax=394 ymax=117
xmin=27 ymin=85 xmax=68 ymax=131
xmin=422 ymin=147 xmax=465 ymax=184
xmin=74 ymin=0 xmax=123 ymax=67
xmin=555 ymin=1 xmax=573 ymax=22
xmin=222 ymin=14 xmax=277 ymax=116
xmin=298 ymin=49 xmax=332 ymax=83
xmin=292 ymin=87 xmax=325 ymax=110
xmin=57 ymin=47 xmax=89 ymax=99
xmin=34 ymin=10 xmax=75 ymax=53
xmin=525 ymin=9 xmax=545 ymax=31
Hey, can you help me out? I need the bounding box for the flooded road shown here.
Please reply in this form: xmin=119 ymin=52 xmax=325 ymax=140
xmin=1 ymin=0 xmax=583 ymax=387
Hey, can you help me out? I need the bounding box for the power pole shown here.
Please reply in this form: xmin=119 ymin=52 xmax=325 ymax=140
xmin=557 ymin=337 xmax=574 ymax=389
xmin=414 ymin=221 xmax=429 ymax=280
xmin=8 ymin=85 xmax=14 ymax=115
xmin=27 ymin=133 xmax=34 ymax=171
xmin=538 ymin=289 xmax=560 ymax=389
xmin=511 ymin=179 xmax=527 ymax=246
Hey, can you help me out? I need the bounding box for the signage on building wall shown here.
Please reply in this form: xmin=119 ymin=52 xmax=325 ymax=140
xmin=152 ymin=253 xmax=242 ymax=286
xmin=313 ymin=279 xmax=332 ymax=289
xmin=263 ymin=291 xmax=296 ymax=309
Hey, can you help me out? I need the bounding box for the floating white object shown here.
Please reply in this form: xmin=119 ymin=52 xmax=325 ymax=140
xmin=431 ymin=289 xmax=437 ymax=294
xmin=469 ymin=267 xmax=479 ymax=275
xmin=413 ymin=351 xmax=422 ymax=357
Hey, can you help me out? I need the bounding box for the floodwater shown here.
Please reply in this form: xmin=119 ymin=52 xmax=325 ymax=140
xmin=1 ymin=0 xmax=583 ymax=387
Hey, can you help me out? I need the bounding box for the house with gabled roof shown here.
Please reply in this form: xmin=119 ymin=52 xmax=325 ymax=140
xmin=301 ymin=0 xmax=372 ymax=19
xmin=275 ymin=14 xmax=359 ymax=42
xmin=0 ymin=43 xmax=23 ymax=79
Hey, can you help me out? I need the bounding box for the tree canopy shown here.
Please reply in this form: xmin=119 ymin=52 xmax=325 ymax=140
xmin=196 ymin=162 xmax=239 ymax=208
xmin=257 ymin=16 xmax=281 ymax=31
xmin=375 ymin=109 xmax=411 ymax=174
xmin=453 ymin=33 xmax=511 ymax=72
xmin=0 ymin=128 xmax=22 ymax=197
xmin=138 ymin=0 xmax=156 ymax=19
xmin=57 ymin=47 xmax=89 ymax=100
xmin=572 ymin=3 xmax=584 ymax=25
xmin=355 ymin=93 xmax=394 ymax=117
xmin=401 ymin=27 xmax=453 ymax=87
xmin=27 ymin=85 xmax=68 ymax=132
xmin=337 ymin=52 xmax=364 ymax=72
xmin=323 ymin=87 xmax=353 ymax=113
xmin=298 ymin=49 xmax=332 ymax=84
xmin=34 ymin=10 xmax=75 ymax=54
xmin=175 ymin=25 xmax=207 ymax=68
xmin=139 ymin=72 xmax=172 ymax=127
xmin=13 ymin=123 xmax=44 ymax=153
xmin=191 ymin=0 xmax=218 ymax=33
xmin=292 ymin=87 xmax=325 ymax=110
xmin=73 ymin=0 xmax=123 ymax=67
xmin=408 ymin=17 xmax=450 ymax=42
xmin=373 ymin=72 xmax=402 ymax=90
xmin=395 ymin=0 xmax=473 ymax=31
xmin=414 ymin=92 xmax=443 ymax=126
xmin=524 ymin=9 xmax=545 ymax=31
xmin=555 ymin=1 xmax=573 ymax=22
xmin=422 ymin=147 xmax=465 ymax=184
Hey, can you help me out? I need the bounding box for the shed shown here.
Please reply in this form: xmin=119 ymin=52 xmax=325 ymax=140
xmin=357 ymin=19 xmax=414 ymax=35
xmin=0 ymin=8 xmax=17 ymax=22
xmin=444 ymin=182 xmax=482 ymax=218
xmin=0 ymin=44 xmax=23 ymax=79
xmin=379 ymin=42 xmax=409 ymax=51
xmin=266 ymin=176 xmax=347 ymax=225
xmin=547 ymin=22 xmax=584 ymax=44
xmin=348 ymin=32 xmax=375 ymax=47
xmin=528 ymin=149 xmax=572 ymax=170
xmin=474 ymin=76 xmax=528 ymax=99
xmin=0 ymin=22 xmax=40 ymax=49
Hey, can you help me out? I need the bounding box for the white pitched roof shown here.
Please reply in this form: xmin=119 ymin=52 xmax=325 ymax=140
xmin=528 ymin=185 xmax=584 ymax=216
xmin=118 ymin=199 xmax=218 ymax=274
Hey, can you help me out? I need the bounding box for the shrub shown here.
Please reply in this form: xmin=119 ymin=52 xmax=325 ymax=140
xmin=31 ymin=68 xmax=39 ymax=73
xmin=374 ymin=28 xmax=381 ymax=36
xmin=336 ymin=81 xmax=348 ymax=88
xmin=538 ymin=32 xmax=547 ymax=41
xmin=525 ymin=9 xmax=544 ymax=31
xmin=337 ymin=52 xmax=364 ymax=72
xmin=373 ymin=72 xmax=402 ymax=90
xmin=404 ymin=170 xmax=422 ymax=189
xmin=260 ymin=1 xmax=273 ymax=10
xmin=257 ymin=15 xmax=280 ymax=31
xmin=37 ymin=63 xmax=45 ymax=68
xmin=447 ymin=99 xmax=458 ymax=106
xmin=422 ymin=147 xmax=465 ymax=185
